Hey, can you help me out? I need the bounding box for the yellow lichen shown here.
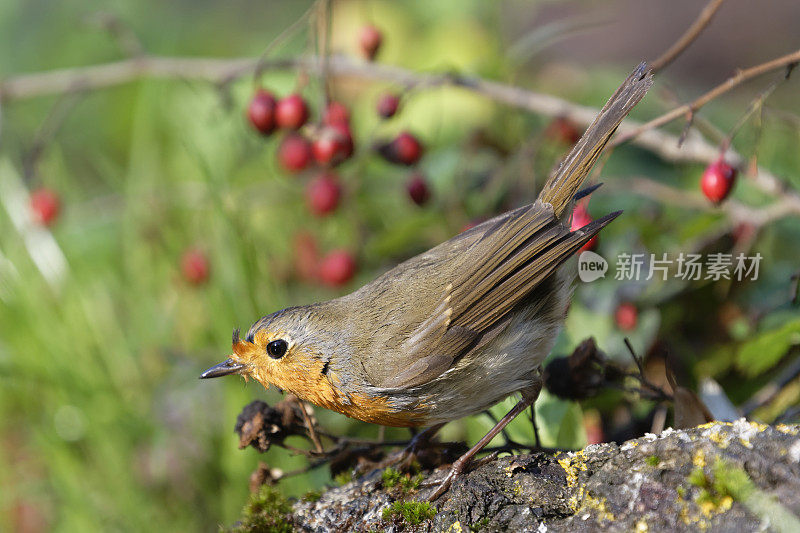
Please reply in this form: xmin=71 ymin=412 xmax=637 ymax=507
xmin=697 ymin=421 xmax=731 ymax=430
xmin=693 ymin=449 xmax=706 ymax=469
xmin=447 ymin=521 xmax=464 ymax=533
xmin=775 ymin=424 xmax=799 ymax=436
xmin=699 ymin=495 xmax=733 ymax=517
xmin=704 ymin=429 xmax=730 ymax=449
xmin=580 ymin=492 xmax=614 ymax=522
xmin=635 ymin=518 xmax=649 ymax=532
xmin=557 ymin=451 xmax=587 ymax=488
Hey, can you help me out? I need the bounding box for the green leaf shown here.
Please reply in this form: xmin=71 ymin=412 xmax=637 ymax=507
xmin=737 ymin=317 xmax=800 ymax=377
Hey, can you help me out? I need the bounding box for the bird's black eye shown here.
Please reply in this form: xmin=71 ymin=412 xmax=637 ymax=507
xmin=266 ymin=339 xmax=288 ymax=359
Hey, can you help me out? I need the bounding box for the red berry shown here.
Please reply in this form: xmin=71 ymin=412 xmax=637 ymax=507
xmin=330 ymin=122 xmax=354 ymax=158
xmin=30 ymin=188 xmax=60 ymax=226
xmin=406 ymin=173 xmax=430 ymax=206
xmin=378 ymin=131 xmax=422 ymax=165
xmin=319 ymin=250 xmax=356 ymax=287
xmin=323 ymin=101 xmax=350 ymax=126
xmin=181 ymin=249 xmax=209 ymax=285
xmin=545 ymin=117 xmax=581 ymax=145
xmin=377 ymin=94 xmax=400 ymax=118
xmin=275 ymin=94 xmax=309 ymax=130
xmin=359 ymin=25 xmax=382 ymax=61
xmin=615 ymin=302 xmax=638 ymax=331
xmin=701 ymin=158 xmax=737 ymax=203
xmin=306 ymin=173 xmax=342 ymax=216
xmin=247 ymin=89 xmax=277 ymax=135
xmin=571 ymin=204 xmax=597 ymax=252
xmin=312 ymin=126 xmax=351 ymax=166
xmin=292 ymin=232 xmax=319 ymax=281
xmin=278 ymin=133 xmax=313 ymax=173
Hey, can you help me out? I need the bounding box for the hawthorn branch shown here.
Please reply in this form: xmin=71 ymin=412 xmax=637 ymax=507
xmin=617 ymin=176 xmax=800 ymax=228
xmin=649 ymin=0 xmax=729 ymax=73
xmin=2 ymin=52 xmax=799 ymax=218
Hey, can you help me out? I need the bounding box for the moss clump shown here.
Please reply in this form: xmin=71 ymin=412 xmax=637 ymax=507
xmin=333 ymin=470 xmax=353 ymax=486
xmin=645 ymin=455 xmax=660 ymax=466
xmin=382 ymin=501 xmax=436 ymax=526
xmin=302 ymin=490 xmax=322 ymax=503
xmin=231 ymin=485 xmax=293 ymax=533
xmin=470 ymin=517 xmax=490 ymax=531
xmin=381 ymin=468 xmax=424 ymax=491
xmin=688 ymin=466 xmax=708 ymax=488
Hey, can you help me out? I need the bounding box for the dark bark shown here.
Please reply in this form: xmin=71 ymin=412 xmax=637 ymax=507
xmin=285 ymin=421 xmax=800 ymax=532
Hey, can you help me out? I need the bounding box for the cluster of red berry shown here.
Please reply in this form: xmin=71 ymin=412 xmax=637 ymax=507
xmin=243 ymin=25 xmax=429 ymax=287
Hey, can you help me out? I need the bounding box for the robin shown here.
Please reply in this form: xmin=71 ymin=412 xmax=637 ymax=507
xmin=201 ymin=63 xmax=652 ymax=500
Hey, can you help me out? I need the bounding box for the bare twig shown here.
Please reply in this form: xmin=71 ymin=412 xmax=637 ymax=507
xmin=624 ymin=338 xmax=645 ymax=375
xmin=740 ymin=349 xmax=800 ymax=417
xmin=614 ymin=48 xmax=800 ymax=146
xmin=86 ymin=12 xmax=145 ymax=58
xmin=649 ymin=0 xmax=729 ymax=73
xmin=293 ymin=397 xmax=324 ymax=454
xmin=23 ymin=91 xmax=86 ymax=180
xmin=251 ymin=1 xmax=319 ymax=83
xmin=617 ymin=177 xmax=800 ymax=228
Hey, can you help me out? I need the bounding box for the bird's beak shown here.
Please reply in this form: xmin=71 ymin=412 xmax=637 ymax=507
xmin=199 ymin=358 xmax=246 ymax=379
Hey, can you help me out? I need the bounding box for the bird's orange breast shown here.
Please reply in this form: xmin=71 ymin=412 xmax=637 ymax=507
xmin=251 ymin=362 xmax=428 ymax=427
xmin=302 ymin=372 xmax=428 ymax=427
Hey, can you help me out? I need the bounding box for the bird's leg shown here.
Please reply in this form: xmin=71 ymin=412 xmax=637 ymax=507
xmin=427 ymin=377 xmax=542 ymax=501
xmin=530 ymin=404 xmax=542 ymax=450
xmin=396 ymin=423 xmax=445 ymax=470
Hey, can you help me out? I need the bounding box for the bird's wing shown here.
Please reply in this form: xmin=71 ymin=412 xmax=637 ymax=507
xmin=375 ymin=63 xmax=651 ymax=389
xmin=379 ymin=203 xmax=620 ymax=389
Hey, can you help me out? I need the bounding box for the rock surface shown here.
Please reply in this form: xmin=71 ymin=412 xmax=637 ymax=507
xmin=289 ymin=420 xmax=800 ymax=532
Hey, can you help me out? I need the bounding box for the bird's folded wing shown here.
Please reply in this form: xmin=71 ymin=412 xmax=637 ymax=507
xmin=379 ymin=204 xmax=620 ymax=389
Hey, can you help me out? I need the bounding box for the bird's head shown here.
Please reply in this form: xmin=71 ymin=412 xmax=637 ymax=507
xmin=200 ymin=307 xmax=331 ymax=395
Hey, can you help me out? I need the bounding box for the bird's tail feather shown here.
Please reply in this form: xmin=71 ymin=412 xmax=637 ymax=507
xmin=537 ymin=62 xmax=653 ymax=220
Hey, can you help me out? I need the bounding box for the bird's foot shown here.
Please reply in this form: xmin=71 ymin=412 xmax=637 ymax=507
xmin=381 ymin=423 xmax=462 ymax=473
xmin=424 ymin=451 xmax=498 ymax=501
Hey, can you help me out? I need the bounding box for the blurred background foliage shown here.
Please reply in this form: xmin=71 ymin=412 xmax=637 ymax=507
xmin=1 ymin=0 xmax=799 ymax=530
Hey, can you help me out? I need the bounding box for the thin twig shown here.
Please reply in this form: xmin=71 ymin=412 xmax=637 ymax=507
xmin=614 ymin=48 xmax=800 ymax=146
xmin=616 ymin=176 xmax=800 ymax=228
xmin=740 ymin=349 xmax=800 ymax=416
xmin=23 ymin=91 xmax=86 ymax=181
xmin=293 ymin=397 xmax=324 ymax=453
xmin=251 ymin=1 xmax=319 ymax=83
xmin=649 ymin=0 xmax=729 ymax=73
xmin=624 ymin=338 xmax=644 ymax=375
xmin=85 ymin=12 xmax=146 ymax=58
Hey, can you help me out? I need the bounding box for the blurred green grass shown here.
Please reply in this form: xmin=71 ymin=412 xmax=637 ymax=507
xmin=2 ymin=1 xmax=800 ymax=531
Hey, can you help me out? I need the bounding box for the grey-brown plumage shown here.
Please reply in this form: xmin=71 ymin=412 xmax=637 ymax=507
xmin=202 ymin=63 xmax=653 ymax=430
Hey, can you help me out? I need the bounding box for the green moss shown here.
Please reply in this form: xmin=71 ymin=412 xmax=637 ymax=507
xmin=301 ymin=490 xmax=322 ymax=503
xmin=688 ymin=466 xmax=709 ymax=488
xmin=231 ymin=485 xmax=293 ymax=533
xmin=333 ymin=471 xmax=353 ymax=486
xmin=645 ymin=455 xmax=660 ymax=466
xmin=677 ymin=486 xmax=687 ymax=498
xmin=381 ymin=468 xmax=423 ymax=491
xmin=382 ymin=501 xmax=437 ymax=526
xmin=470 ymin=517 xmax=491 ymax=531
xmin=711 ymin=459 xmax=753 ymax=500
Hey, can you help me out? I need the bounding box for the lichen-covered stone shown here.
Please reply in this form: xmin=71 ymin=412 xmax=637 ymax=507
xmin=286 ymin=421 xmax=800 ymax=532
